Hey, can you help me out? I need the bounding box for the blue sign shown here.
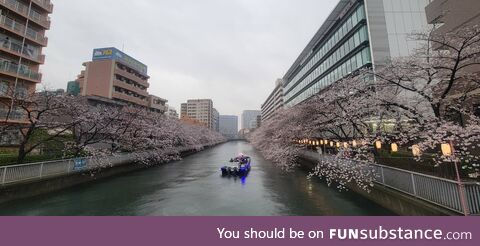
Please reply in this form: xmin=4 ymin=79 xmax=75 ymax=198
xmin=73 ymin=158 xmax=87 ymax=171
xmin=92 ymin=47 xmax=148 ymax=75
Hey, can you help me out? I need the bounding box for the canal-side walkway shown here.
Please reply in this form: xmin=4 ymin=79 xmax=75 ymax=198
xmin=300 ymin=150 xmax=480 ymax=216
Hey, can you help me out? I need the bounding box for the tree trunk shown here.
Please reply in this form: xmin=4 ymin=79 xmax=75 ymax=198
xmin=17 ymin=141 xmax=27 ymax=164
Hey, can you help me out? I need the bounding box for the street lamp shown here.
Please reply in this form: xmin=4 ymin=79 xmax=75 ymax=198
xmin=375 ymin=140 xmax=382 ymax=149
xmin=330 ymin=141 xmax=334 ymax=147
xmin=412 ymin=145 xmax=422 ymax=157
xmin=441 ymin=143 xmax=453 ymax=156
xmin=443 ymin=142 xmax=469 ymax=216
xmin=391 ymin=143 xmax=399 ymax=153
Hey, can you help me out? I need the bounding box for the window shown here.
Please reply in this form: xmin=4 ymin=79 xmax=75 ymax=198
xmin=357 ymin=5 xmax=365 ymax=20
xmin=352 ymin=9 xmax=358 ymax=24
xmin=15 ymin=85 xmax=27 ymax=98
xmin=354 ymin=32 xmax=360 ymax=46
xmin=475 ymin=104 xmax=480 ymax=117
xmin=0 ymin=81 xmax=8 ymax=96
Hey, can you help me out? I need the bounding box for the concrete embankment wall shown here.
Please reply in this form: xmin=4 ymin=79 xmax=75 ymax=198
xmin=297 ymin=157 xmax=459 ymax=216
xmin=0 ymin=146 xmax=214 ymax=205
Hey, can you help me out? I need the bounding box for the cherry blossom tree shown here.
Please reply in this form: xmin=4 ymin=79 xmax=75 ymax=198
xmin=251 ymin=26 xmax=480 ymax=190
xmin=1 ymin=90 xmax=226 ymax=165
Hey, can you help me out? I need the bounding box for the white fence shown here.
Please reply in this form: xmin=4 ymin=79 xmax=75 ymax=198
xmin=0 ymin=144 xmax=210 ymax=186
xmin=301 ymin=150 xmax=480 ymax=215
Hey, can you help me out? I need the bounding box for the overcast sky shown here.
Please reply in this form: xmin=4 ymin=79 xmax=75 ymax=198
xmin=42 ymin=0 xmax=338 ymax=116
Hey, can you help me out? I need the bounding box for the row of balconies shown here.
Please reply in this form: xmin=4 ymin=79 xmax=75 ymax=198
xmin=114 ymin=66 xmax=149 ymax=88
xmin=0 ymin=38 xmax=44 ymax=63
xmin=0 ymin=0 xmax=52 ymax=29
xmin=0 ymin=59 xmax=42 ymax=82
xmin=0 ymin=14 xmax=48 ymax=46
xmin=112 ymin=91 xmax=149 ymax=107
xmin=115 ymin=74 xmax=147 ymax=90
xmin=31 ymin=0 xmax=53 ymax=13
xmin=113 ymin=79 xmax=149 ymax=98
xmin=116 ymin=62 xmax=148 ymax=80
xmin=0 ymin=107 xmax=25 ymax=121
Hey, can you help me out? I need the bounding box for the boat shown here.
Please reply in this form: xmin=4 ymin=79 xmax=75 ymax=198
xmin=221 ymin=156 xmax=251 ymax=176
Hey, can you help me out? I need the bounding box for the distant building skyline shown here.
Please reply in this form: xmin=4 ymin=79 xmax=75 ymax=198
xmin=241 ymin=110 xmax=261 ymax=130
xmin=219 ymin=115 xmax=238 ymax=139
xmin=180 ymin=99 xmax=216 ymax=130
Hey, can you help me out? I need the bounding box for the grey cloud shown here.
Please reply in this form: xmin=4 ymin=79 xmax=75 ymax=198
xmin=42 ymin=0 xmax=338 ymax=116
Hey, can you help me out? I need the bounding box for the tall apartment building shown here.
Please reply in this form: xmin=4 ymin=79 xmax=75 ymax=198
xmin=241 ymin=110 xmax=261 ymax=130
xmin=0 ymin=0 xmax=53 ymax=123
xmin=77 ymin=47 xmax=167 ymax=113
xmin=180 ymin=99 xmax=215 ymax=130
xmin=213 ymin=108 xmax=219 ymax=132
xmin=0 ymin=0 xmax=52 ymax=147
xmin=283 ymin=0 xmax=431 ymax=107
xmin=219 ymin=115 xmax=238 ymax=139
xmin=261 ymin=79 xmax=284 ymax=122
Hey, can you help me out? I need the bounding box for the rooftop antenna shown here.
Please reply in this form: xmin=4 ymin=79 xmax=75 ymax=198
xmin=122 ymin=43 xmax=125 ymax=52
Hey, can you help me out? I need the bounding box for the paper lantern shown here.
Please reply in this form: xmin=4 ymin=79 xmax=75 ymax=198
xmin=391 ymin=143 xmax=399 ymax=152
xmin=375 ymin=141 xmax=382 ymax=149
xmin=412 ymin=145 xmax=422 ymax=157
xmin=441 ymin=143 xmax=453 ymax=156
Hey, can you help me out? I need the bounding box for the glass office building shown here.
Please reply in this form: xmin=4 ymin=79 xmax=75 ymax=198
xmin=283 ymin=0 xmax=431 ymax=107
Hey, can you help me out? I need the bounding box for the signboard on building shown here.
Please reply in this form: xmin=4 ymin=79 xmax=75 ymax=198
xmin=92 ymin=47 xmax=148 ymax=75
xmin=73 ymin=158 xmax=87 ymax=171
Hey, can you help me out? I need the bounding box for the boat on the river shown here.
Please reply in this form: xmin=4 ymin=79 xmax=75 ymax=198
xmin=221 ymin=155 xmax=251 ymax=176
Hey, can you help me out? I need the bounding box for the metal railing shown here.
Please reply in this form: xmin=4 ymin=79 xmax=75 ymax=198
xmin=0 ymin=144 xmax=216 ymax=186
xmin=0 ymin=60 xmax=42 ymax=81
xmin=0 ymin=39 xmax=45 ymax=63
xmin=31 ymin=0 xmax=53 ymax=12
xmin=0 ymin=14 xmax=48 ymax=45
xmin=0 ymin=0 xmax=51 ymax=26
xmin=0 ymin=0 xmax=29 ymax=16
xmin=301 ymin=150 xmax=480 ymax=215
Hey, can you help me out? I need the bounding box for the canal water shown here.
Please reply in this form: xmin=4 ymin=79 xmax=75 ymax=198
xmin=0 ymin=141 xmax=394 ymax=216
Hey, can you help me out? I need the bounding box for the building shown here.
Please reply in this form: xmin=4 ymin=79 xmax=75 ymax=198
xmin=180 ymin=99 xmax=215 ymax=130
xmin=282 ymin=0 xmax=431 ymax=107
xmin=426 ymin=0 xmax=480 ymax=117
xmin=241 ymin=110 xmax=261 ymax=130
xmin=66 ymin=81 xmax=80 ymax=96
xmin=219 ymin=115 xmax=238 ymax=139
xmin=256 ymin=115 xmax=261 ymax=128
xmin=76 ymin=47 xmax=167 ymax=113
xmin=38 ymin=88 xmax=64 ymax=97
xmin=148 ymin=95 xmax=168 ymax=114
xmin=426 ymin=0 xmax=480 ymax=36
xmin=165 ymin=105 xmax=178 ymax=118
xmin=213 ymin=108 xmax=220 ymax=132
xmin=0 ymin=0 xmax=53 ymax=124
xmin=238 ymin=129 xmax=251 ymax=140
xmin=261 ymin=79 xmax=284 ymax=122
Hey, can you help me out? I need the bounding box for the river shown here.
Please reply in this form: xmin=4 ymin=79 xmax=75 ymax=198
xmin=0 ymin=141 xmax=394 ymax=215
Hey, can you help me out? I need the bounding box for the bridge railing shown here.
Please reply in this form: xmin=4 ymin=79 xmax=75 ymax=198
xmin=0 ymin=144 xmax=210 ymax=186
xmin=301 ymin=150 xmax=480 ymax=215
